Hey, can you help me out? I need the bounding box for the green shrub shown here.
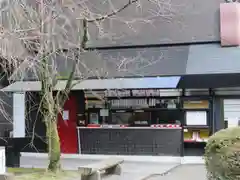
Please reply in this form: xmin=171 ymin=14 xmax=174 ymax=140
xmin=204 ymin=127 xmax=240 ymax=180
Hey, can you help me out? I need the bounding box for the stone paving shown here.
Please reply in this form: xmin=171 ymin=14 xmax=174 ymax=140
xmin=20 ymin=154 xmax=207 ymax=180
xmin=150 ymin=165 xmax=207 ymax=180
xmin=104 ymin=165 xmax=207 ymax=180
xmin=104 ymin=162 xmax=179 ymax=180
xmin=21 ymin=156 xmax=180 ymax=180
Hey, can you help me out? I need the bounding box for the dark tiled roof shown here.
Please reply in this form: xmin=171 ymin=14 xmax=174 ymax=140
xmin=11 ymin=43 xmax=240 ymax=81
xmin=87 ymin=0 xmax=223 ymax=47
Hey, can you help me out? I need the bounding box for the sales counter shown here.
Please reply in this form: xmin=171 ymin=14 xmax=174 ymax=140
xmin=77 ymin=126 xmax=183 ymax=156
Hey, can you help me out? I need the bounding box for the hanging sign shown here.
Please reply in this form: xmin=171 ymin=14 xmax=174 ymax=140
xmin=62 ymin=110 xmax=69 ymax=120
xmin=132 ymin=89 xmax=160 ymax=96
xmin=104 ymin=90 xmax=131 ymax=97
xmin=104 ymin=89 xmax=161 ymax=97
xmin=186 ymin=111 xmax=207 ymax=126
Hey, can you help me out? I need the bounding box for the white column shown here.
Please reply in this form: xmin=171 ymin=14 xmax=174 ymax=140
xmin=77 ymin=128 xmax=81 ymax=154
xmin=0 ymin=147 xmax=5 ymax=174
xmin=13 ymin=92 xmax=25 ymax=138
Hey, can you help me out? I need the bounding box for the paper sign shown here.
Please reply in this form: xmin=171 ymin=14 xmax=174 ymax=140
xmin=62 ymin=110 xmax=69 ymax=120
xmin=100 ymin=109 xmax=109 ymax=116
xmin=186 ymin=111 xmax=207 ymax=126
xmin=227 ymin=117 xmax=239 ymax=128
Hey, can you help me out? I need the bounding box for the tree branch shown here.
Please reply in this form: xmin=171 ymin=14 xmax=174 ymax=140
xmin=57 ymin=18 xmax=88 ymax=108
xmin=87 ymin=0 xmax=139 ymax=22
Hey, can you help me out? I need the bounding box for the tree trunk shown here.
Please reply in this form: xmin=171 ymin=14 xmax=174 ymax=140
xmin=46 ymin=119 xmax=61 ymax=172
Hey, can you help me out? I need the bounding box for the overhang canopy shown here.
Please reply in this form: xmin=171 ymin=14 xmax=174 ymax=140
xmin=2 ymin=76 xmax=181 ymax=92
xmin=177 ymin=73 xmax=240 ymax=89
xmin=186 ymin=44 xmax=240 ymax=75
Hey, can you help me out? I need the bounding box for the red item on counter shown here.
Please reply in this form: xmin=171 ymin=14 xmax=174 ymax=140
xmin=151 ymin=124 xmax=181 ymax=128
xmin=87 ymin=124 xmax=101 ymax=128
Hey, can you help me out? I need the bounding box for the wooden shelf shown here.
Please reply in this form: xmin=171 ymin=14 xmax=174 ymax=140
xmin=184 ymin=140 xmax=207 ymax=143
xmin=183 ymin=125 xmax=209 ymax=129
xmin=183 ymin=108 xmax=209 ymax=111
xmin=105 ymin=96 xmax=180 ymax=100
xmin=110 ymin=108 xmax=180 ymax=112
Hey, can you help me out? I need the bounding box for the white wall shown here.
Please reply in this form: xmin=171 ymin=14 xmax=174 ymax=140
xmin=13 ymin=93 xmax=25 ymax=138
xmin=224 ymin=99 xmax=240 ymax=127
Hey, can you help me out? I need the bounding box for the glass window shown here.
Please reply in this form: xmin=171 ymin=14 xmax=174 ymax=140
xmin=111 ymin=111 xmax=150 ymax=126
xmin=89 ymin=113 xmax=99 ymax=124
xmin=111 ymin=112 xmax=132 ymax=125
xmin=151 ymin=110 xmax=182 ymax=124
xmin=129 ymin=112 xmax=150 ymax=126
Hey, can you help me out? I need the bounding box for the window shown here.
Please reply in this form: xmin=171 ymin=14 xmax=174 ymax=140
xmin=111 ymin=111 xmax=150 ymax=126
xmin=111 ymin=112 xmax=132 ymax=125
xmin=151 ymin=109 xmax=182 ymax=124
xmin=89 ymin=113 xmax=99 ymax=124
xmin=129 ymin=112 xmax=150 ymax=126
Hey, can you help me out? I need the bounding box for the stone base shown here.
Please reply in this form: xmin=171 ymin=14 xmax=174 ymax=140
xmin=81 ymin=171 xmax=101 ymax=180
xmin=0 ymin=173 xmax=14 ymax=180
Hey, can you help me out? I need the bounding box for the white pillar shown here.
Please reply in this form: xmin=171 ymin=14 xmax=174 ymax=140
xmin=0 ymin=147 xmax=5 ymax=174
xmin=13 ymin=92 xmax=25 ymax=138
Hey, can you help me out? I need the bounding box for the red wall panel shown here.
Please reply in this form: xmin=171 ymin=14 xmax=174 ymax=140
xmin=220 ymin=3 xmax=240 ymax=46
xmin=57 ymin=95 xmax=78 ymax=153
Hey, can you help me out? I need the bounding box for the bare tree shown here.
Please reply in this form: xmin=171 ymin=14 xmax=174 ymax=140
xmin=0 ymin=0 xmax=172 ymax=172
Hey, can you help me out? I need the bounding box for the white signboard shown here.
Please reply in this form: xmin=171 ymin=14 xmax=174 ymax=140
xmin=104 ymin=90 xmax=131 ymax=97
xmin=62 ymin=110 xmax=69 ymax=120
xmin=186 ymin=111 xmax=207 ymax=126
xmin=226 ymin=117 xmax=239 ymax=128
xmin=100 ymin=109 xmax=109 ymax=116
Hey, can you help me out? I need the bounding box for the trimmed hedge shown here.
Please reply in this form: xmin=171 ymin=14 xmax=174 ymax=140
xmin=204 ymin=127 xmax=240 ymax=180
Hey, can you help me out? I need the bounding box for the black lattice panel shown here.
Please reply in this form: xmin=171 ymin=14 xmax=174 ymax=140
xmin=79 ymin=128 xmax=182 ymax=156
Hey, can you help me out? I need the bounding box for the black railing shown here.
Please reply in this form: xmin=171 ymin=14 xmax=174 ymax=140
xmin=0 ymin=136 xmax=47 ymax=167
